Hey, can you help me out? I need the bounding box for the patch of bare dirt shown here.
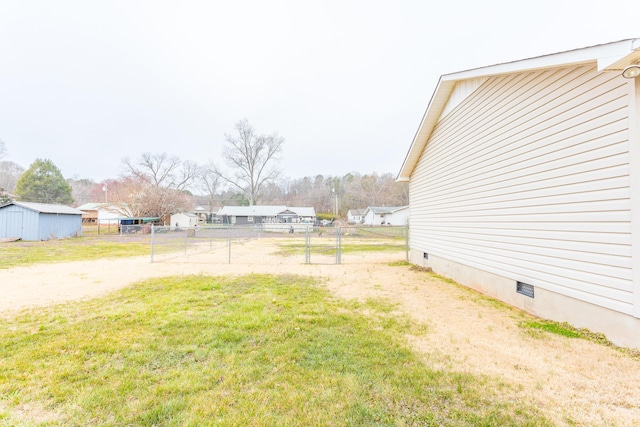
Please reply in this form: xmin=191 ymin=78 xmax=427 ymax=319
xmin=1 ymin=238 xmax=639 ymax=426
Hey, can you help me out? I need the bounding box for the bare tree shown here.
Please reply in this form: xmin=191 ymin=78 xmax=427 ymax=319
xmin=104 ymin=177 xmax=193 ymax=221
xmin=67 ymin=177 xmax=96 ymax=206
xmin=279 ymin=172 xmax=408 ymax=217
xmin=199 ymin=161 xmax=222 ymax=218
xmin=0 ymin=145 xmax=20 ymax=203
xmin=215 ymin=119 xmax=283 ymax=206
xmin=0 ymin=160 xmax=24 ymax=194
xmin=119 ymin=153 xmax=199 ymax=222
xmin=123 ymin=153 xmax=199 ymax=191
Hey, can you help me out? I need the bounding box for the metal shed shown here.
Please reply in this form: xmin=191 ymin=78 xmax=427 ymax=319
xmin=0 ymin=201 xmax=83 ymax=241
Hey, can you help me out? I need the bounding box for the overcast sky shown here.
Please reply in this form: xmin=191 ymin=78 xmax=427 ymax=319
xmin=0 ymin=1 xmax=638 ymax=183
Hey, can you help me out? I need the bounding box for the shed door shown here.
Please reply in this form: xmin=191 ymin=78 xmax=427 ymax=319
xmin=5 ymin=211 xmax=24 ymax=239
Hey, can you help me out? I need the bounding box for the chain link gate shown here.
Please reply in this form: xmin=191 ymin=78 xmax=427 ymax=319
xmin=305 ymin=226 xmax=342 ymax=265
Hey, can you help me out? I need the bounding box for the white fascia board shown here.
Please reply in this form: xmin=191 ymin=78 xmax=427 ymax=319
xmin=446 ymin=38 xmax=640 ymax=81
xmin=397 ymin=38 xmax=640 ymax=182
xmin=397 ymin=78 xmax=455 ymax=181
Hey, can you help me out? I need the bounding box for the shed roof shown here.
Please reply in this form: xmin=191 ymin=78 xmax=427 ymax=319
xmin=397 ymin=37 xmax=640 ymax=182
xmin=1 ymin=201 xmax=83 ymax=215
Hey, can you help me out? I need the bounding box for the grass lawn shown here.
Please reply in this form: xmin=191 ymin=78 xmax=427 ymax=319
xmin=278 ymin=242 xmax=406 ymax=257
xmin=0 ymin=274 xmax=549 ymax=426
xmin=0 ymin=235 xmax=150 ymax=269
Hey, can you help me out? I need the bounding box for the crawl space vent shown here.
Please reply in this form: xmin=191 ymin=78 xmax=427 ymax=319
xmin=516 ymin=282 xmax=534 ymax=298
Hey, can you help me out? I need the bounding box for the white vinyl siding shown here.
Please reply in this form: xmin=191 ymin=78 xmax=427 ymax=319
xmin=441 ymin=77 xmax=488 ymax=117
xmin=410 ymin=64 xmax=633 ymax=314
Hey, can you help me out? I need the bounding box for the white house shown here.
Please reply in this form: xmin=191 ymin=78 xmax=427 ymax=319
xmin=362 ymin=206 xmax=409 ymax=226
xmin=398 ymin=38 xmax=640 ymax=349
xmin=347 ymin=209 xmax=366 ymax=224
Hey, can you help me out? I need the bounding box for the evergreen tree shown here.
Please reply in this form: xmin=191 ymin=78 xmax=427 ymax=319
xmin=15 ymin=158 xmax=73 ymax=204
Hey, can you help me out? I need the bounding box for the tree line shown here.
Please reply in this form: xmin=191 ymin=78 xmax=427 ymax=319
xmin=0 ymin=121 xmax=408 ymax=220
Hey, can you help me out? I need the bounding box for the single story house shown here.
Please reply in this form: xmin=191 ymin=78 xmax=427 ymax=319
xmin=216 ymin=206 xmax=316 ymax=225
xmin=76 ymin=202 xmax=102 ymax=223
xmin=0 ymin=201 xmax=82 ymax=240
xmin=398 ymin=38 xmax=640 ymax=349
xmin=193 ymin=205 xmax=211 ymax=223
xmin=76 ymin=203 xmax=124 ymax=225
xmin=347 ymin=209 xmax=366 ymax=224
xmin=362 ymin=206 xmax=409 ymax=226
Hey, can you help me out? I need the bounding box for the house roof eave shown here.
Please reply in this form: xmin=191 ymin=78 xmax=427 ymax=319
xmin=396 ymin=37 xmax=640 ymax=182
xmin=397 ymin=77 xmax=455 ymax=181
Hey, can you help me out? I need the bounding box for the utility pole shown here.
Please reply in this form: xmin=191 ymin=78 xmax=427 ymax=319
xmin=332 ymin=187 xmax=338 ymax=217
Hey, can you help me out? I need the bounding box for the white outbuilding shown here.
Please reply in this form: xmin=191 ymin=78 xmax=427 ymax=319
xmin=170 ymin=212 xmax=199 ymax=228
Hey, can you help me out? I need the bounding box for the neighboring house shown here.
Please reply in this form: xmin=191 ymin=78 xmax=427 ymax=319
xmin=398 ymin=38 xmax=640 ymax=349
xmin=76 ymin=203 xmax=123 ymax=225
xmin=76 ymin=202 xmax=103 ymax=223
xmin=347 ymin=209 xmax=366 ymax=224
xmin=0 ymin=201 xmax=82 ymax=240
xmin=170 ymin=212 xmax=199 ymax=228
xmin=216 ymin=206 xmax=316 ymax=225
xmin=193 ymin=206 xmax=212 ymax=223
xmin=362 ymin=206 xmax=409 ymax=226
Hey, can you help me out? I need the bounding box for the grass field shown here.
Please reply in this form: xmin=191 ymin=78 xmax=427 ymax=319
xmin=0 ymin=226 xmax=408 ymax=268
xmin=3 ymin=230 xmax=639 ymax=425
xmin=0 ymin=235 xmax=150 ymax=269
xmin=0 ymin=274 xmax=549 ymax=426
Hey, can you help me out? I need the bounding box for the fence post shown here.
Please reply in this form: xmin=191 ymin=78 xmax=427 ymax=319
xmin=227 ymin=226 xmax=231 ymax=264
xmin=150 ymin=224 xmax=155 ymax=263
xmin=336 ymin=226 xmax=342 ymax=264
xmin=405 ymin=223 xmax=409 ymax=263
xmin=304 ymin=225 xmax=311 ymax=264
xmin=184 ymin=228 xmax=188 ymax=255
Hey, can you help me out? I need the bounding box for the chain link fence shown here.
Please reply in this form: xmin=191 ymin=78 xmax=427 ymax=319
xmin=147 ymin=224 xmax=409 ymax=265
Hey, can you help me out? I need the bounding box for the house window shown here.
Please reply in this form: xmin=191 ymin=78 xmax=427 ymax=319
xmin=248 ymin=216 xmax=254 ymax=223
xmin=516 ymin=282 xmax=534 ymax=298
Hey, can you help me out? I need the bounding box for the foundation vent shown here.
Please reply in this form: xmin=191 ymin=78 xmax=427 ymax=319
xmin=423 ymin=252 xmax=428 ymax=260
xmin=516 ymin=281 xmax=534 ymax=298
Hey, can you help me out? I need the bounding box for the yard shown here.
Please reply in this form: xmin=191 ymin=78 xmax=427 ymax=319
xmin=0 ymin=236 xmax=638 ymax=426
